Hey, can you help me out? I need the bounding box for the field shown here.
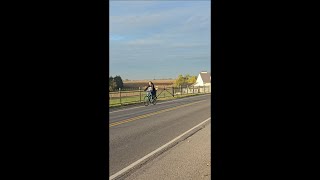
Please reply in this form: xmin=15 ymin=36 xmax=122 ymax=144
xmin=123 ymin=79 xmax=175 ymax=88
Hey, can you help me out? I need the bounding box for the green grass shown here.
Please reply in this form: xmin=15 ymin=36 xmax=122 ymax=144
xmin=109 ymin=95 xmax=141 ymax=106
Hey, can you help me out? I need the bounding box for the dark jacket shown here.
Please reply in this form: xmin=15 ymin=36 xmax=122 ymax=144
xmin=144 ymin=84 xmax=155 ymax=92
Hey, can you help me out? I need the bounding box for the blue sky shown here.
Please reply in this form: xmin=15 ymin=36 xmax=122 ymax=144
xmin=110 ymin=0 xmax=211 ymax=80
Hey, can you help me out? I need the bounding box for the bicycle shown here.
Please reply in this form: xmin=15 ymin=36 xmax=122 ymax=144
xmin=143 ymin=91 xmax=157 ymax=106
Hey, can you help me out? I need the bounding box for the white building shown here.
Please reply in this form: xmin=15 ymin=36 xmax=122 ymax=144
xmin=193 ymin=71 xmax=211 ymax=86
xmin=189 ymin=71 xmax=211 ymax=93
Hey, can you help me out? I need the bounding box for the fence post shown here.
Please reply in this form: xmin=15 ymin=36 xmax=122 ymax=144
xmin=180 ymin=85 xmax=182 ymax=96
xmin=119 ymin=88 xmax=121 ymax=105
xmin=172 ymin=86 xmax=174 ymax=97
xmin=164 ymin=86 xmax=166 ymax=98
xmin=139 ymin=87 xmax=141 ymax=102
xmin=187 ymin=85 xmax=188 ymax=94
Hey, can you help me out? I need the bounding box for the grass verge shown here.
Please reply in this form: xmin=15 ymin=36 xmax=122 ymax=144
xmin=109 ymin=92 xmax=208 ymax=108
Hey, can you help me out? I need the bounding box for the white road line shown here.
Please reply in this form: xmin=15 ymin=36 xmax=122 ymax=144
xmin=109 ymin=94 xmax=210 ymax=114
xmin=109 ymin=117 xmax=211 ymax=180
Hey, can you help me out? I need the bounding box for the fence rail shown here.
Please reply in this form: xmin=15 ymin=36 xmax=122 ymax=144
xmin=109 ymin=85 xmax=211 ymax=107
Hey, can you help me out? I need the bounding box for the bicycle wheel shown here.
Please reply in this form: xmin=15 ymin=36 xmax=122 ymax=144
xmin=152 ymin=96 xmax=157 ymax=105
xmin=144 ymin=96 xmax=149 ymax=106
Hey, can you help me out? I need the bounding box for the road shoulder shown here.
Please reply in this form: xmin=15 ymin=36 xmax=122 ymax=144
xmin=124 ymin=122 xmax=211 ymax=180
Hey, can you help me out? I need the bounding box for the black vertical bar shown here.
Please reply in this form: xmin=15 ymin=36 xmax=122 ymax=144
xmin=139 ymin=87 xmax=141 ymax=102
xmin=172 ymin=86 xmax=174 ymax=97
xmin=119 ymin=88 xmax=121 ymax=105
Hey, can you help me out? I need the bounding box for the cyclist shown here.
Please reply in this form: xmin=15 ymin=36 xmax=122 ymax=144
xmin=144 ymin=81 xmax=156 ymax=100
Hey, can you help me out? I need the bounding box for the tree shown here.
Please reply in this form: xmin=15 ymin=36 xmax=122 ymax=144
xmin=175 ymin=74 xmax=197 ymax=87
xmin=109 ymin=80 xmax=117 ymax=91
xmin=175 ymin=74 xmax=188 ymax=87
xmin=113 ymin=75 xmax=124 ymax=89
xmin=109 ymin=76 xmax=117 ymax=91
xmin=188 ymin=76 xmax=197 ymax=84
xmin=185 ymin=74 xmax=191 ymax=80
xmin=175 ymin=75 xmax=183 ymax=87
xmin=108 ymin=75 xmax=124 ymax=91
xmin=109 ymin=76 xmax=113 ymax=84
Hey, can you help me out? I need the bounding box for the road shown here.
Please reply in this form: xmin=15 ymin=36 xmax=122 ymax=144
xmin=109 ymin=94 xmax=211 ymax=177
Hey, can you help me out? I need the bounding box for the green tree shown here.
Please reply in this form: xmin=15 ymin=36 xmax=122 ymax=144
xmin=174 ymin=75 xmax=182 ymax=86
xmin=175 ymin=74 xmax=197 ymax=87
xmin=109 ymin=76 xmax=117 ymax=91
xmin=109 ymin=80 xmax=117 ymax=91
xmin=185 ymin=74 xmax=191 ymax=80
xmin=188 ymin=76 xmax=197 ymax=84
xmin=175 ymin=74 xmax=187 ymax=87
xmin=114 ymin=75 xmax=124 ymax=89
xmin=109 ymin=76 xmax=113 ymax=85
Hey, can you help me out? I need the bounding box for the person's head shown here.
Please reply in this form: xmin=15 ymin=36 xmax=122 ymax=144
xmin=149 ymin=81 xmax=153 ymax=86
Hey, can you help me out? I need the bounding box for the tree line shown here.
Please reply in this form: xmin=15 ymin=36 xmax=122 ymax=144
xmin=109 ymin=76 xmax=123 ymax=91
xmin=108 ymin=74 xmax=197 ymax=91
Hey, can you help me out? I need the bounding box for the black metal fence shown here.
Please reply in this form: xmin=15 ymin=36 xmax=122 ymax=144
xmin=109 ymin=85 xmax=211 ymax=106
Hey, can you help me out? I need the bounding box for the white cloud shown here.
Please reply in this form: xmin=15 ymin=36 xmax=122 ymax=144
xmin=110 ymin=2 xmax=209 ymax=35
xmin=109 ymin=1 xmax=211 ymax=79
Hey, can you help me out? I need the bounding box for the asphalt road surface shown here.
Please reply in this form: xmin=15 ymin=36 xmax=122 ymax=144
xmin=109 ymin=94 xmax=211 ymax=176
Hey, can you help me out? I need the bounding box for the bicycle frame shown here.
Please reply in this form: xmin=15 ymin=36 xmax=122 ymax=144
xmin=144 ymin=92 xmax=157 ymax=106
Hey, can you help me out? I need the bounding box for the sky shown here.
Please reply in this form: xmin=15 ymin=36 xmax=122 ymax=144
xmin=110 ymin=0 xmax=211 ymax=80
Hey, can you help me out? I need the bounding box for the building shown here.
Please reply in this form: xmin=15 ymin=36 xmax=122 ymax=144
xmin=188 ymin=71 xmax=211 ymax=93
xmin=193 ymin=71 xmax=211 ymax=87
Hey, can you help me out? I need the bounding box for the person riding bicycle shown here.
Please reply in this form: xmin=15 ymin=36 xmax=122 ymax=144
xmin=144 ymin=81 xmax=156 ymax=100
